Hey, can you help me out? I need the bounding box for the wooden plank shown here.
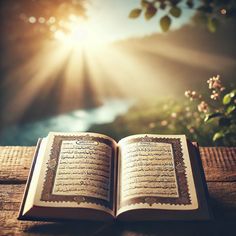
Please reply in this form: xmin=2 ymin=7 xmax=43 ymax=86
xmin=1 ymin=182 xmax=236 ymax=218
xmin=200 ymin=147 xmax=236 ymax=182
xmin=0 ymin=146 xmax=35 ymax=183
xmin=0 ymin=183 xmax=236 ymax=236
xmin=0 ymin=146 xmax=236 ymax=183
xmin=0 ymin=185 xmax=23 ymax=211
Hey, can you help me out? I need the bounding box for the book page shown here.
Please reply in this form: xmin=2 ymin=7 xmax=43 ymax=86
xmin=34 ymin=132 xmax=117 ymax=215
xmin=117 ymin=134 xmax=198 ymax=215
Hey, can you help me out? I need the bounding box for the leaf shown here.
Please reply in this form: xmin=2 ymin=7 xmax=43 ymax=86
xmin=204 ymin=112 xmax=223 ymax=122
xmin=230 ymin=89 xmax=236 ymax=98
xmin=219 ymin=117 xmax=231 ymax=126
xmin=169 ymin=6 xmax=182 ymax=18
xmin=207 ymin=17 xmax=219 ymax=33
xmin=145 ymin=5 xmax=157 ymax=20
xmin=226 ymin=105 xmax=236 ymax=114
xmin=186 ymin=0 xmax=194 ymax=8
xmin=213 ymin=132 xmax=224 ymax=142
xmin=129 ymin=9 xmax=142 ymax=18
xmin=141 ymin=0 xmax=149 ymax=8
xmin=160 ymin=2 xmax=166 ymax=10
xmin=223 ymin=93 xmax=232 ymax=105
xmin=160 ymin=15 xmax=171 ymax=32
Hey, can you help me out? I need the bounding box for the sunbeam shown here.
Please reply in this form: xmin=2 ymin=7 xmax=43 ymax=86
xmin=1 ymin=10 xmax=236 ymax=128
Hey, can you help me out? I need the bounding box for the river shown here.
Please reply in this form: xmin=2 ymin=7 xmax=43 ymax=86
xmin=0 ymin=99 xmax=133 ymax=145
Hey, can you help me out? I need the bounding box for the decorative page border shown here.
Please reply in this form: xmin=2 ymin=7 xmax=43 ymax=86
xmin=40 ymin=134 xmax=115 ymax=210
xmin=119 ymin=136 xmax=191 ymax=208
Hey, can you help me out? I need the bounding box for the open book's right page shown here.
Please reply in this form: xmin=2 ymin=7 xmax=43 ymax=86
xmin=117 ymin=134 xmax=198 ymax=216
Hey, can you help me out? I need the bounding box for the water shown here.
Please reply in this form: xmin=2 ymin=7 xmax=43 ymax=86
xmin=0 ymin=99 xmax=133 ymax=145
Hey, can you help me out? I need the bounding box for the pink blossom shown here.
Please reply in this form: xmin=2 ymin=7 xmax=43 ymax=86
xmin=207 ymin=75 xmax=223 ymax=90
xmin=184 ymin=90 xmax=191 ymax=98
xmin=210 ymin=92 xmax=219 ymax=100
xmin=184 ymin=90 xmax=199 ymax=100
xmin=198 ymin=101 xmax=208 ymax=113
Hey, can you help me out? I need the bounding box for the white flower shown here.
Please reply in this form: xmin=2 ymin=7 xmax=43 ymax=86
xmin=207 ymin=75 xmax=223 ymax=90
xmin=210 ymin=92 xmax=219 ymax=100
xmin=198 ymin=101 xmax=208 ymax=113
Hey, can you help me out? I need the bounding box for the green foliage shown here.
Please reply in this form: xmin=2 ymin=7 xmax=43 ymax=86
xmin=89 ymin=76 xmax=235 ymax=147
xmin=88 ymin=99 xmax=216 ymax=146
xmin=169 ymin=6 xmax=182 ymax=18
xmin=129 ymin=8 xmax=142 ymax=18
xmin=186 ymin=0 xmax=194 ymax=9
xmin=204 ymin=112 xmax=223 ymax=122
xmin=223 ymin=93 xmax=232 ymax=104
xmin=145 ymin=5 xmax=157 ymax=20
xmin=213 ymin=132 xmax=224 ymax=141
xmin=207 ymin=17 xmax=219 ymax=33
xmin=129 ymin=0 xmax=236 ymax=32
xmin=219 ymin=117 xmax=231 ymax=126
xmin=185 ymin=76 xmax=236 ymax=146
xmin=141 ymin=0 xmax=150 ymax=8
xmin=219 ymin=89 xmax=236 ymax=145
xmin=160 ymin=15 xmax=171 ymax=32
xmin=227 ymin=105 xmax=236 ymax=114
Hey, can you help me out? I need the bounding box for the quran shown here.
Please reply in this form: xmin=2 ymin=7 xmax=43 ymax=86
xmin=18 ymin=132 xmax=211 ymax=221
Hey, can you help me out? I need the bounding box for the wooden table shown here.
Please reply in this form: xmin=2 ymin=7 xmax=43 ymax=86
xmin=0 ymin=146 xmax=236 ymax=236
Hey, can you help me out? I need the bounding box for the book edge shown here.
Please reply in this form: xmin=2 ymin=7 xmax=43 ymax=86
xmin=18 ymin=138 xmax=42 ymax=220
xmin=190 ymin=142 xmax=214 ymax=220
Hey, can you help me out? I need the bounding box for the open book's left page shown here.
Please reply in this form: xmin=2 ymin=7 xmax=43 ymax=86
xmin=23 ymin=132 xmax=117 ymax=219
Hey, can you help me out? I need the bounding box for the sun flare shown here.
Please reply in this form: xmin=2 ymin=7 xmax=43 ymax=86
xmin=53 ymin=15 xmax=101 ymax=50
xmin=4 ymin=8 xmax=234 ymax=126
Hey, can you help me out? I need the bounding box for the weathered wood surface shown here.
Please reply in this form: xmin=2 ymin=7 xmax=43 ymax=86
xmin=0 ymin=146 xmax=35 ymax=184
xmin=0 ymin=146 xmax=236 ymax=236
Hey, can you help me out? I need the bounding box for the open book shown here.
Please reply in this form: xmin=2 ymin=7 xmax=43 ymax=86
xmin=18 ymin=132 xmax=211 ymax=221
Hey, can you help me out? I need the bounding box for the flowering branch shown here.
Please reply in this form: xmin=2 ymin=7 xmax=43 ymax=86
xmin=184 ymin=75 xmax=236 ymax=146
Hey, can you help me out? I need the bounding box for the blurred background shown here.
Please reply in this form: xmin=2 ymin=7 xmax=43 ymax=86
xmin=0 ymin=0 xmax=235 ymax=146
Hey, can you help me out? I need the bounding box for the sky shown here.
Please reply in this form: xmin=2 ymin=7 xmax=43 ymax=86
xmin=86 ymin=0 xmax=197 ymax=42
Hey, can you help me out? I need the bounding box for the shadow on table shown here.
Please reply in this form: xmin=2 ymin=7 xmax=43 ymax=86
xmin=25 ymin=219 xmax=236 ymax=236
